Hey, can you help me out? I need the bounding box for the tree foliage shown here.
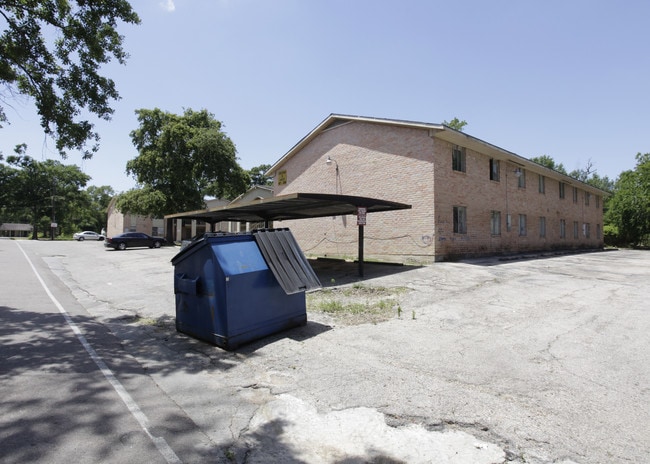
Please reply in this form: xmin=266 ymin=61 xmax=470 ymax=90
xmin=118 ymin=108 xmax=249 ymax=217
xmin=3 ymin=144 xmax=89 ymax=238
xmin=530 ymin=155 xmax=567 ymax=174
xmin=248 ymin=164 xmax=273 ymax=186
xmin=442 ymin=117 xmax=467 ymax=132
xmin=606 ymin=153 xmax=650 ymax=246
xmin=0 ymin=1 xmax=140 ymax=158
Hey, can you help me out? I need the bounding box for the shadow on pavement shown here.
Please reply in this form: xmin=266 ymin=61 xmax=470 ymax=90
xmin=309 ymin=258 xmax=421 ymax=287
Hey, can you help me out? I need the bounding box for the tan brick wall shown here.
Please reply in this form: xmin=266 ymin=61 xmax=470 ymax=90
xmin=272 ymin=120 xmax=605 ymax=263
xmin=275 ymin=121 xmax=436 ymax=263
xmin=433 ymin=139 xmax=604 ymax=259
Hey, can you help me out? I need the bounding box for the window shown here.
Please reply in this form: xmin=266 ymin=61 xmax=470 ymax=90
xmin=506 ymin=214 xmax=512 ymax=232
xmin=560 ymin=219 xmax=566 ymax=239
xmin=490 ymin=159 xmax=500 ymax=181
xmin=519 ymin=214 xmax=527 ymax=236
xmin=584 ymin=223 xmax=591 ymax=238
xmin=517 ymin=169 xmax=526 ymax=188
xmin=573 ymin=187 xmax=579 ymax=203
xmin=597 ymin=224 xmax=602 ymax=239
xmin=538 ymin=175 xmax=545 ymax=194
xmin=539 ymin=216 xmax=546 ymax=238
xmin=585 ymin=192 xmax=590 ymax=206
xmin=452 ymin=146 xmax=466 ymax=172
xmin=573 ymin=221 xmax=579 ymax=239
xmin=453 ymin=206 xmax=467 ymax=234
xmin=491 ymin=211 xmax=501 ymax=235
xmin=559 ymin=182 xmax=565 ymax=199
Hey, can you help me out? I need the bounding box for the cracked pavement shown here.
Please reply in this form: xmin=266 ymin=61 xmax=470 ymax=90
xmin=18 ymin=241 xmax=650 ymax=463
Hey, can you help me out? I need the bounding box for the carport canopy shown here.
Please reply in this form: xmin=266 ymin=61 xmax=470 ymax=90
xmin=165 ymin=192 xmax=411 ymax=224
xmin=164 ymin=192 xmax=412 ymax=276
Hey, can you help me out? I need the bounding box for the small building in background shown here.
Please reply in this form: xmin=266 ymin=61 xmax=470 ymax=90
xmin=0 ymin=223 xmax=33 ymax=238
xmin=106 ymin=198 xmax=165 ymax=238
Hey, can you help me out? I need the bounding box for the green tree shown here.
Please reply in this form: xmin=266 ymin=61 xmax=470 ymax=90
xmin=5 ymin=144 xmax=90 ymax=238
xmin=530 ymin=155 xmax=568 ymax=175
xmin=0 ymin=1 xmax=140 ymax=158
xmin=606 ymin=153 xmax=650 ymax=246
xmin=442 ymin=117 xmax=467 ymax=132
xmin=118 ymin=108 xmax=249 ymax=217
xmin=248 ymin=164 xmax=273 ymax=186
xmin=68 ymin=185 xmax=115 ymax=232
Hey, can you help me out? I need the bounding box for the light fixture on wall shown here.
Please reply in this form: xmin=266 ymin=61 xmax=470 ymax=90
xmin=326 ymin=156 xmax=339 ymax=174
xmin=326 ymin=156 xmax=341 ymax=194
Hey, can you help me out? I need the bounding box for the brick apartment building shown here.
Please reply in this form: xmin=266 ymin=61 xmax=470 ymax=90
xmin=267 ymin=114 xmax=606 ymax=263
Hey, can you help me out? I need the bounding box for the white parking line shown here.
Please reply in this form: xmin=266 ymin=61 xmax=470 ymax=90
xmin=16 ymin=242 xmax=182 ymax=464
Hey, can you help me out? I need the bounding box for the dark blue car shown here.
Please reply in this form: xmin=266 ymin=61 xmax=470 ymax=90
xmin=104 ymin=232 xmax=166 ymax=250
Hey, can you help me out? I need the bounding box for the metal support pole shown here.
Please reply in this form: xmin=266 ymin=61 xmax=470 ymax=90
xmin=358 ymin=224 xmax=364 ymax=277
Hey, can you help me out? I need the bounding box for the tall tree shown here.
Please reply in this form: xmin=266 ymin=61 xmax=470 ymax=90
xmin=248 ymin=164 xmax=273 ymax=186
xmin=5 ymin=145 xmax=89 ymax=238
xmin=606 ymin=153 xmax=650 ymax=245
xmin=118 ymin=108 xmax=249 ymax=217
xmin=442 ymin=117 xmax=468 ymax=132
xmin=0 ymin=1 xmax=140 ymax=158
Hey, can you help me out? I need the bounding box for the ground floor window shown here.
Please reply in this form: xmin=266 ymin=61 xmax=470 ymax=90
xmin=597 ymin=223 xmax=601 ymax=239
xmin=583 ymin=223 xmax=591 ymax=238
xmin=560 ymin=219 xmax=566 ymax=239
xmin=491 ymin=211 xmax=501 ymax=235
xmin=573 ymin=221 xmax=579 ymax=239
xmin=539 ymin=216 xmax=546 ymax=238
xmin=453 ymin=206 xmax=467 ymax=234
xmin=519 ymin=214 xmax=527 ymax=236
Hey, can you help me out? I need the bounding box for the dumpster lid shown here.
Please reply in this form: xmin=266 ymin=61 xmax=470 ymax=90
xmin=252 ymin=228 xmax=321 ymax=294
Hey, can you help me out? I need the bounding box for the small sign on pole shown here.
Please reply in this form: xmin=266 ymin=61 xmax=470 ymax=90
xmin=357 ymin=207 xmax=367 ymax=226
xmin=51 ymin=223 xmax=57 ymax=228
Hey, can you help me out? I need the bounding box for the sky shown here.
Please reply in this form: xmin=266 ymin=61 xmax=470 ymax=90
xmin=2 ymin=0 xmax=649 ymax=193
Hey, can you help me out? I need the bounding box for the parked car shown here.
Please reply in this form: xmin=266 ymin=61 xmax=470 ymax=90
xmin=73 ymin=231 xmax=105 ymax=241
xmin=104 ymin=232 xmax=166 ymax=250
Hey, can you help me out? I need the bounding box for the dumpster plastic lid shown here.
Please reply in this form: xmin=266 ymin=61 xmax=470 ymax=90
xmin=252 ymin=228 xmax=321 ymax=294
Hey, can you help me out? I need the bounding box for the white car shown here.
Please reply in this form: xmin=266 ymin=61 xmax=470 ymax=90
xmin=73 ymin=231 xmax=105 ymax=241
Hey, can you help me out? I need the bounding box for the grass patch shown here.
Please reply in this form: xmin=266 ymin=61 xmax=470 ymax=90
xmin=308 ymin=284 xmax=410 ymax=325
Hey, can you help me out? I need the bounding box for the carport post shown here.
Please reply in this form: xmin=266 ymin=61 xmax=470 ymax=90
xmin=358 ymin=223 xmax=364 ymax=277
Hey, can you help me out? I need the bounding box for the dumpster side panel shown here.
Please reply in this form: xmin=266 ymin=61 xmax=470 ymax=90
xmin=222 ymin=270 xmax=306 ymax=349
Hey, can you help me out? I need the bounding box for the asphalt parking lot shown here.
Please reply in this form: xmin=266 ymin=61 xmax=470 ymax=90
xmin=6 ymin=239 xmax=650 ymax=463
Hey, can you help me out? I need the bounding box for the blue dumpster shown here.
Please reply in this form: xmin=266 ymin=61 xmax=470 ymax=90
xmin=171 ymin=229 xmax=321 ymax=350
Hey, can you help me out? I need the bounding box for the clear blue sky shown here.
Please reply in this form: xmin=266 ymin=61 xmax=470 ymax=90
xmin=2 ymin=0 xmax=649 ymax=192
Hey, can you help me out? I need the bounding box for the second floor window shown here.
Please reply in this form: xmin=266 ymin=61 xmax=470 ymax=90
xmin=452 ymin=146 xmax=466 ymax=172
xmin=538 ymin=175 xmax=545 ymax=194
xmin=559 ymin=182 xmax=565 ymax=199
xmin=517 ymin=169 xmax=526 ymax=188
xmin=490 ymin=159 xmax=500 ymax=181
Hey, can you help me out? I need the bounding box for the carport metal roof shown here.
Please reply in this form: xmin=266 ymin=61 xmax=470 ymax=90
xmin=164 ymin=192 xmax=411 ymax=224
xmin=164 ymin=192 xmax=412 ymax=277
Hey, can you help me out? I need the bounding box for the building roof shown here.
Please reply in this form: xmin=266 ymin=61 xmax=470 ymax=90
xmin=164 ymin=192 xmax=411 ymax=223
xmin=267 ymin=113 xmax=609 ymax=196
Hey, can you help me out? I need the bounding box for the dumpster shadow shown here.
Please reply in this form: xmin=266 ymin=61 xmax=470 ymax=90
xmin=309 ymin=258 xmax=421 ymax=287
xmin=235 ymin=321 xmax=332 ymax=354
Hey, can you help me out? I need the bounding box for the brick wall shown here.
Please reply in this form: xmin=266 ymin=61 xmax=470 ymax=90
xmin=273 ymin=120 xmax=604 ymax=263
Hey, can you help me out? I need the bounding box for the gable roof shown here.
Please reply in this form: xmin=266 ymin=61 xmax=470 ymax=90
xmin=267 ymin=113 xmax=609 ymax=196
